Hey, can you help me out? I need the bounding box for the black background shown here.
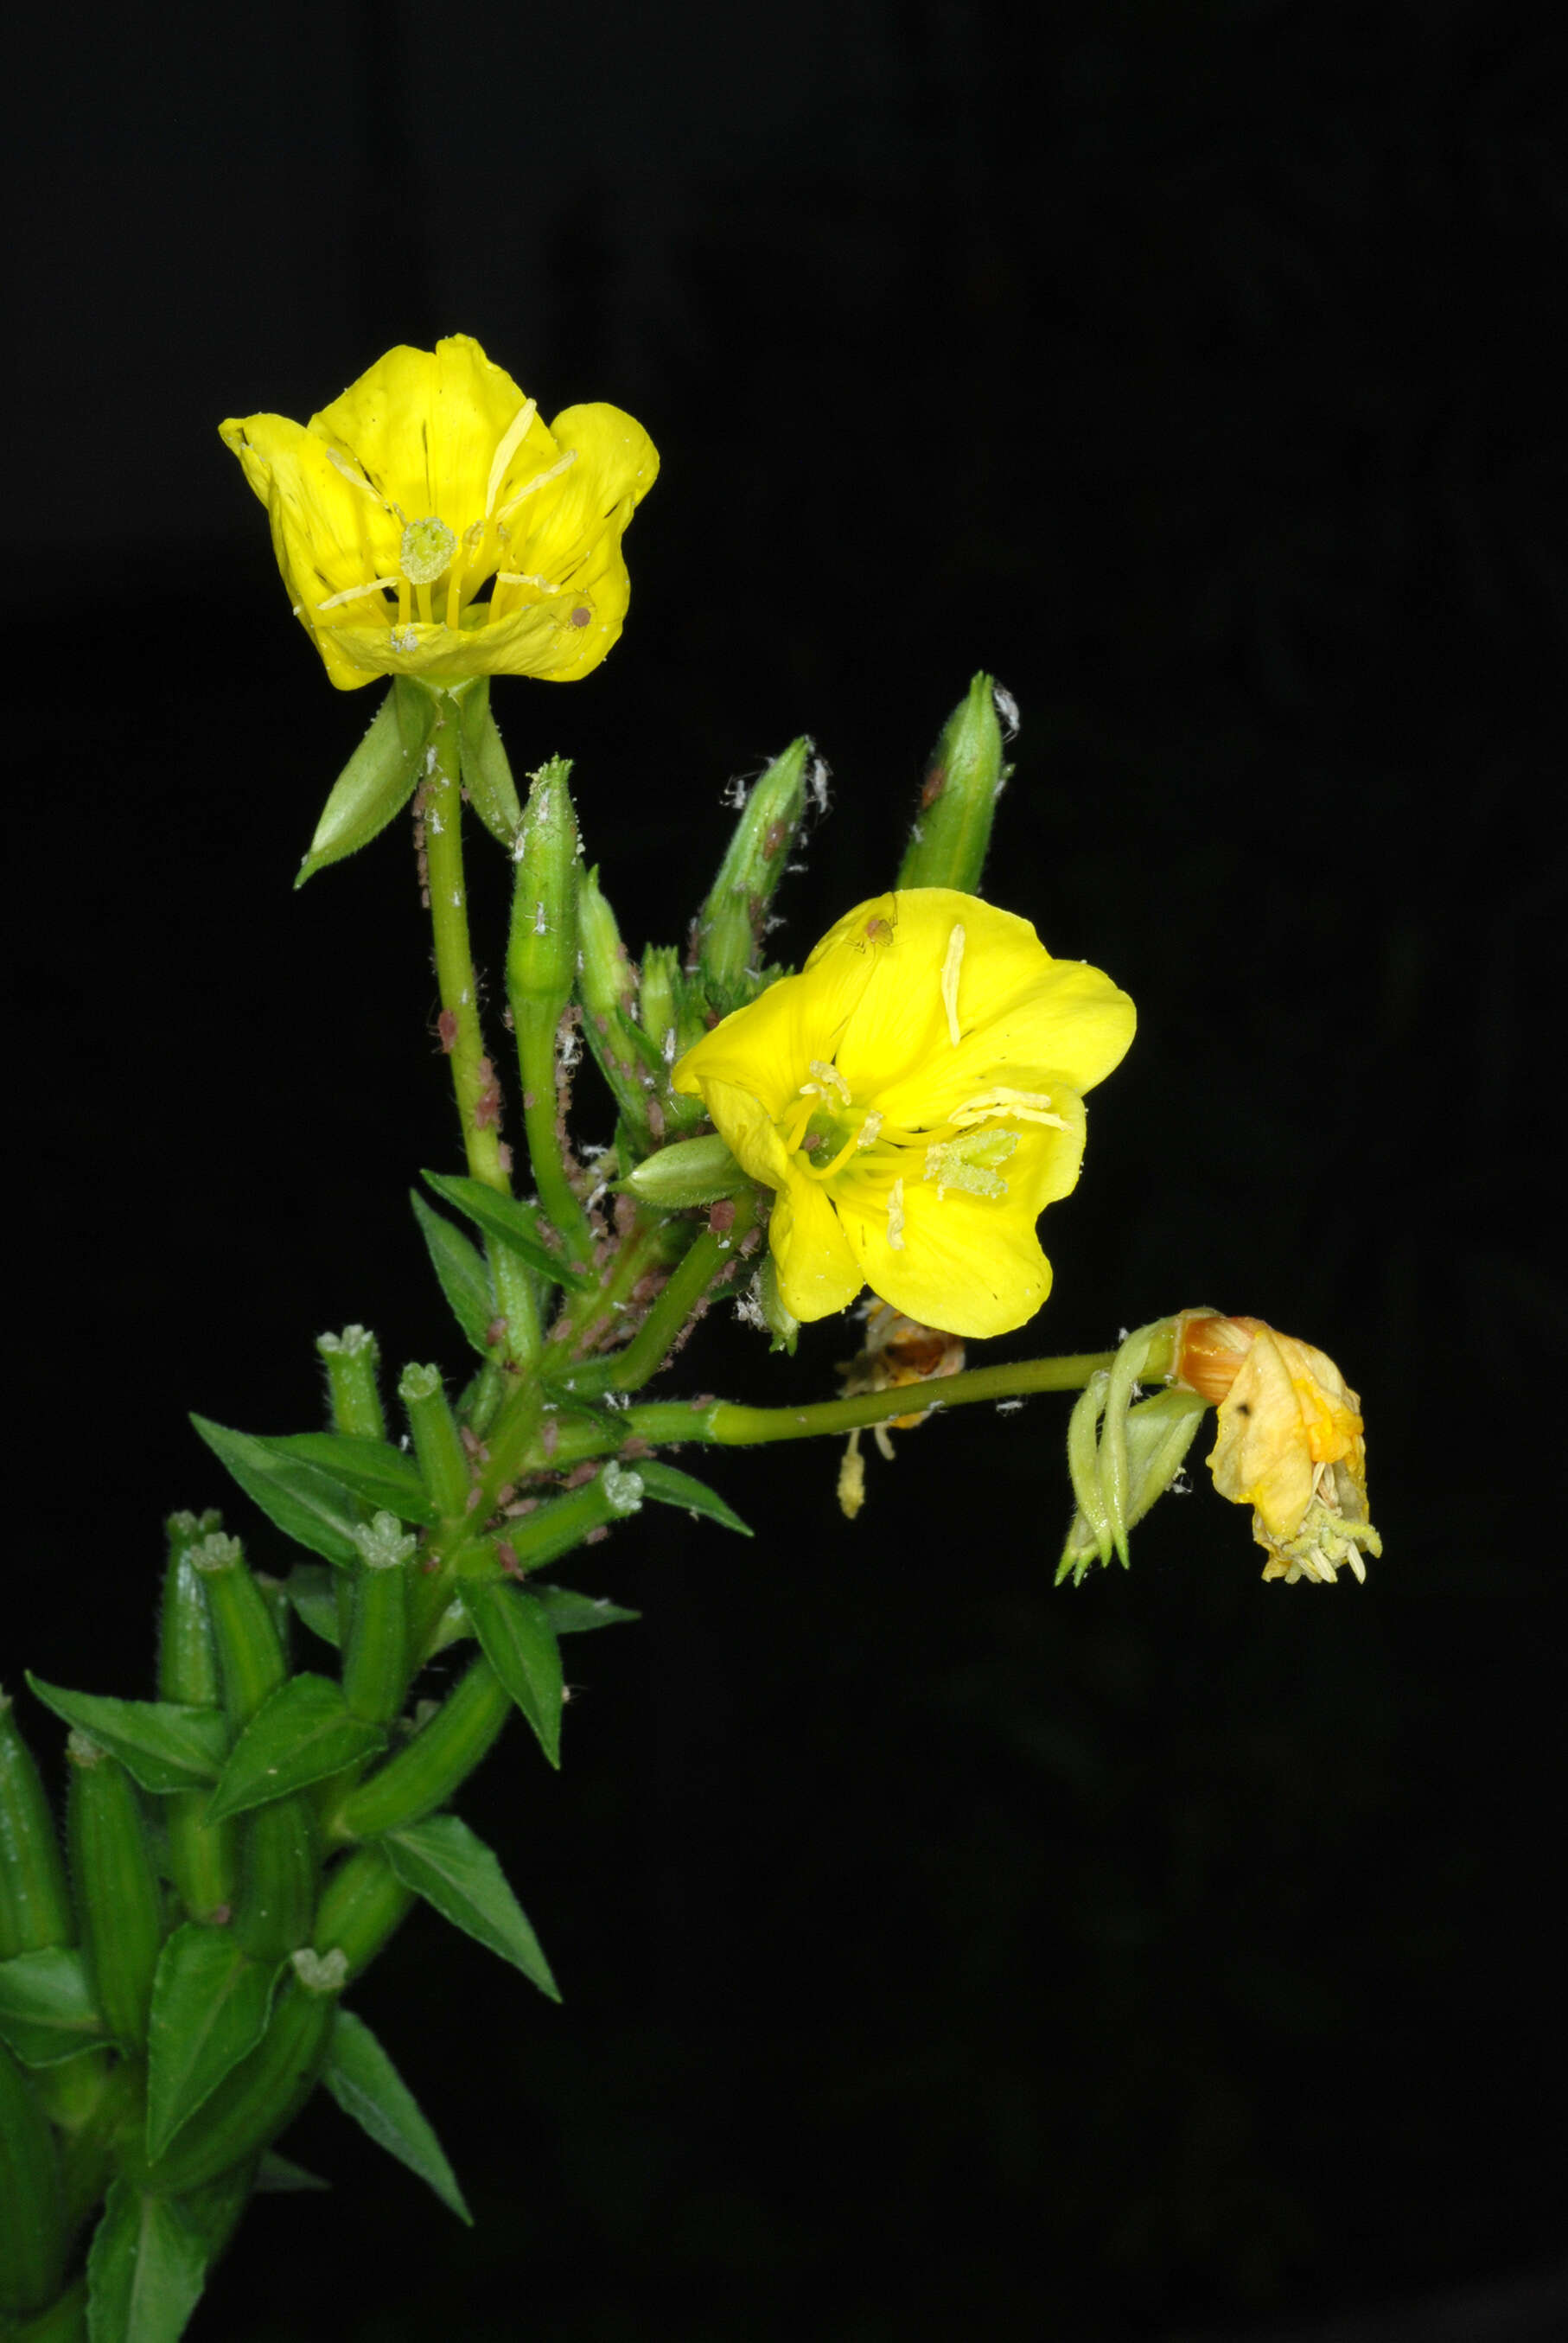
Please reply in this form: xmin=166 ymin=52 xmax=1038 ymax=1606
xmin=7 ymin=4 xmax=1565 ymax=2338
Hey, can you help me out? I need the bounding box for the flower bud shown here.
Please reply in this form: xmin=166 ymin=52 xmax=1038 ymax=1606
xmin=694 ymin=738 xmax=812 ymax=1012
xmin=507 ymin=757 xmax=581 ymax=1020
xmin=896 ymin=673 xmax=1012 ymax=896
xmin=577 ymin=865 xmax=664 ymax=1152
xmin=623 ymin=1133 xmax=745 ymax=1210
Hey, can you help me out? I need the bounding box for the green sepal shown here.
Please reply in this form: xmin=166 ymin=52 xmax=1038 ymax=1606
xmin=533 ymin=1587 xmax=640 ymax=1635
xmin=409 ymin=1191 xmax=496 ymax=1357
xmin=0 ymin=1949 xmax=105 ymax=2068
xmin=205 ymin=1677 xmax=386 ymax=1823
xmin=189 ymin=1418 xmax=363 ymax=1568
xmin=262 ymin=1434 xmax=433 ymax=1526
xmin=460 ymin=1584 xmax=563 ymax=1769
xmin=254 ymin=2150 xmax=329 ymax=2193
xmin=321 ymin=2008 xmax=471 ymax=2227
xmin=420 ymin=1171 xmax=590 ymax=1289
xmin=295 ymin=680 xmax=434 ymax=889
xmin=23 ymin=1684 xmax=227 ymax=1797
xmin=895 ymin=672 xmax=1009 ymax=896
xmin=636 ymin=1461 xmax=753 ymax=1537
xmin=383 ymin=1816 xmax=559 ymax=2001
xmin=85 ymin=2175 xmax=208 ymax=2343
xmin=0 ymin=2042 xmax=66 ymax=2317
xmin=451 ymin=676 xmax=523 ymax=844
xmin=0 ymin=1698 xmax=74 ymax=1959
xmin=622 ymin=1133 xmax=745 ymax=1210
xmin=281 ymin=1566 xmax=341 ymax=1650
xmin=143 ymin=1925 xmax=281 ymax=2162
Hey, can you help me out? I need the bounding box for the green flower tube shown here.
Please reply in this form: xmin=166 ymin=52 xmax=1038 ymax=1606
xmin=312 ymin=1847 xmax=415 ymax=1980
xmin=142 ymin=1951 xmax=347 ymax=2197
xmin=65 ymin=1737 xmax=161 ymax=2056
xmin=0 ymin=2043 xmax=67 ymax=2316
xmin=334 ymin=1658 xmax=512 ymax=1841
xmin=398 ymin=1365 xmax=471 ymax=1523
xmin=0 ymin=1695 xmax=73 ymax=1960
xmin=317 ymin=1325 xmax=386 ymax=1440
xmin=158 ymin=1539 xmax=238 ymax=1925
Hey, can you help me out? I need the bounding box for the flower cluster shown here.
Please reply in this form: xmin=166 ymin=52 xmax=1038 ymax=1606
xmin=673 ymin=889 xmax=1135 ymax=1339
xmin=221 ymin=335 xmax=657 ymax=690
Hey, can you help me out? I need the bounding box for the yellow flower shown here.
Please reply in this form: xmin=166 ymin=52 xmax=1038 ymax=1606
xmin=220 ymin=335 xmax=657 ymax=691
xmin=1174 ymin=1312 xmax=1382 ymax=1584
xmin=672 ymin=889 xmax=1135 ymax=1339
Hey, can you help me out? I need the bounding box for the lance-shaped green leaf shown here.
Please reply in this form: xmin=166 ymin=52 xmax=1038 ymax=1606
xmin=295 ymin=680 xmax=435 ymax=888
xmin=0 ymin=1946 xmax=105 ymax=2067
xmin=533 ymin=1587 xmax=641 ymax=1636
xmin=281 ymin=1563 xmax=341 ymax=1649
xmin=636 ymin=1461 xmax=753 ymax=1537
xmin=144 ymin=1925 xmax=280 ymax=2161
xmin=421 ymin=1170 xmax=590 ymax=1289
xmin=383 ymin=1815 xmax=559 ymax=2000
xmin=254 ymin=2150 xmax=330 ymax=2193
xmin=24 ymin=1682 xmax=229 ymax=1797
xmin=190 ymin=1417 xmax=363 ymax=1567
xmin=85 ymin=2177 xmax=209 ymax=2343
xmin=452 ymin=675 xmax=524 ymax=844
xmin=321 ymin=2008 xmax=471 ymax=2226
xmin=205 ymin=1676 xmax=386 ymax=1823
xmin=461 ymin=1582 xmax=563 ymax=1769
xmin=409 ymin=1191 xmax=497 ymax=1357
xmin=262 ymin=1433 xmax=434 ymax=1525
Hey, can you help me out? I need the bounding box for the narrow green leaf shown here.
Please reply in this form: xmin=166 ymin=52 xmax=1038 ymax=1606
xmin=384 ymin=1815 xmax=559 ymax=2001
xmin=263 ymin=1434 xmax=434 ymax=1525
xmin=253 ymin=2150 xmax=330 ymax=2193
xmin=86 ymin=2177 xmax=208 ymax=2343
xmin=143 ymin=1926 xmax=278 ymax=2162
xmin=0 ymin=1946 xmax=105 ymax=2066
xmin=321 ymin=2008 xmax=470 ymax=2225
xmin=421 ymin=1171 xmax=592 ymax=1290
xmin=462 ymin=1583 xmax=563 ymax=1768
xmin=23 ymin=1682 xmax=228 ymax=1795
xmin=189 ymin=1417 xmax=362 ymax=1567
xmin=281 ymin=1565 xmax=341 ymax=1650
xmin=409 ymin=1192 xmax=496 ymax=1357
xmin=533 ymin=1586 xmax=641 ymax=1636
xmin=205 ymin=1676 xmax=386 ymax=1823
xmin=636 ymin=1461 xmax=754 ymax=1537
xmin=295 ymin=683 xmax=431 ymax=888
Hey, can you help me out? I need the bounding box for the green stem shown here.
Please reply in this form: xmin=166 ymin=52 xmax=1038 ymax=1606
xmin=626 ymin=1347 xmax=1121 ymax=1450
xmin=424 ymin=707 xmax=542 ymax=1363
xmin=513 ymin=1002 xmax=597 ymax=1272
xmin=570 ymin=1194 xmax=758 ymax=1400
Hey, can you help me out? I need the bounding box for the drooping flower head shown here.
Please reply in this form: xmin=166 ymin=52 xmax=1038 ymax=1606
xmin=220 ymin=335 xmax=657 ymax=690
xmin=672 ymin=889 xmax=1136 ymax=1339
xmin=1174 ymin=1312 xmax=1381 ymax=1583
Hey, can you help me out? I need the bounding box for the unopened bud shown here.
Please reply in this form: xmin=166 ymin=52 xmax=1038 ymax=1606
xmin=507 ymin=757 xmax=580 ymax=1015
xmin=896 ymin=673 xmax=1011 ymax=896
xmin=624 ymin=1133 xmax=745 ymax=1210
xmin=695 ymin=737 xmax=811 ymax=1011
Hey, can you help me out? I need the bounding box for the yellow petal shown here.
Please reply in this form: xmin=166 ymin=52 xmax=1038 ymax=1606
xmin=695 ymin=1078 xmax=791 ymax=1189
xmin=769 ymin=1172 xmax=864 ymax=1322
xmin=834 ymin=1168 xmax=1055 ymax=1339
xmin=1208 ymin=1331 xmax=1323 ymax=1537
xmin=672 ymin=951 xmax=876 ymax=1120
xmin=313 ymin=335 xmax=539 ymax=532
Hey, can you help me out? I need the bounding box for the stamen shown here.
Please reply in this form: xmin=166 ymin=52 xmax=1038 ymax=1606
xmin=806 ymin=1059 xmax=851 ymax=1104
xmin=950 ymin=1086 xmax=1071 ymax=1131
xmin=444 ymin=558 xmax=464 ymax=632
xmin=326 ymin=447 xmax=400 ymax=516
xmin=494 ymin=447 xmax=578 ymax=524
xmin=940 ymin=923 xmax=966 ymax=1046
xmin=316 ymin=575 xmax=402 ymax=613
xmin=415 ymin=583 xmax=434 ymax=626
xmin=397 ymin=579 xmax=412 ymax=630
xmin=802 ymin=1122 xmax=872 ymax=1183
xmin=484 ymin=398 xmax=539 ymax=520
xmin=857 ymin=1110 xmax=883 ymax=1149
xmin=885 ymin=1178 xmax=906 ymax=1252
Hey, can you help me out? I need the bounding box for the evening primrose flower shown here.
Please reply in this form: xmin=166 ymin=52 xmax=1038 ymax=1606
xmin=220 ymin=335 xmax=657 ymax=690
xmin=672 ymin=889 xmax=1135 ymax=1339
xmin=1173 ymin=1312 xmax=1381 ymax=1584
